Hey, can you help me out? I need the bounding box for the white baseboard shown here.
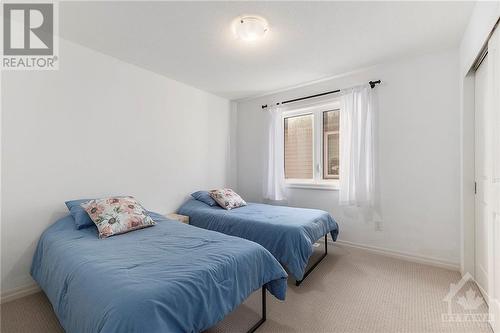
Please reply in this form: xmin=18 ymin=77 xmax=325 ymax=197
xmin=1 ymin=283 xmax=40 ymax=304
xmin=328 ymin=239 xmax=460 ymax=271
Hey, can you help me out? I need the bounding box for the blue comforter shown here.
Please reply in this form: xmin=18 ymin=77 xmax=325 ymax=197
xmin=178 ymin=200 xmax=339 ymax=281
xmin=31 ymin=212 xmax=287 ymax=333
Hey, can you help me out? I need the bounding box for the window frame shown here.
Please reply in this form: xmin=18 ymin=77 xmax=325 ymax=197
xmin=282 ymin=99 xmax=340 ymax=190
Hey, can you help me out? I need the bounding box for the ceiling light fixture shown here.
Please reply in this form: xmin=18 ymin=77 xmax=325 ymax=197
xmin=233 ymin=16 xmax=269 ymax=42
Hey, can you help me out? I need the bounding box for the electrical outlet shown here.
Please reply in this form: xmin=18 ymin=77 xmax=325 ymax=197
xmin=374 ymin=221 xmax=383 ymax=232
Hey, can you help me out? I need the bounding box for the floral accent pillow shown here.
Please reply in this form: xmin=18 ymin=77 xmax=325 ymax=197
xmin=81 ymin=196 xmax=155 ymax=239
xmin=208 ymin=188 xmax=247 ymax=210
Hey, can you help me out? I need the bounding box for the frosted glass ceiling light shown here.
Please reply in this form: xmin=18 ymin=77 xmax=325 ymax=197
xmin=233 ymin=16 xmax=269 ymax=42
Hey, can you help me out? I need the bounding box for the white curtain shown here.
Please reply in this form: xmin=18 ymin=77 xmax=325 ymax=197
xmin=264 ymin=106 xmax=287 ymax=201
xmin=339 ymin=85 xmax=375 ymax=207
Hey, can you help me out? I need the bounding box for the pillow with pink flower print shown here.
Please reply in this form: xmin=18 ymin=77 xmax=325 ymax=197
xmin=81 ymin=196 xmax=155 ymax=238
xmin=208 ymin=188 xmax=247 ymax=210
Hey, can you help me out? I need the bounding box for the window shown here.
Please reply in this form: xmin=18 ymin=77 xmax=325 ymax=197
xmin=323 ymin=110 xmax=340 ymax=179
xmin=284 ymin=114 xmax=313 ymax=180
xmin=283 ymin=101 xmax=340 ymax=188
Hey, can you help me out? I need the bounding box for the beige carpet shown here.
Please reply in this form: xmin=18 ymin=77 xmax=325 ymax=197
xmin=1 ymin=245 xmax=492 ymax=333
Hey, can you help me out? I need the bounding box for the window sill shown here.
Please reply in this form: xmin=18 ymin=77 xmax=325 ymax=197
xmin=285 ymin=182 xmax=339 ymax=191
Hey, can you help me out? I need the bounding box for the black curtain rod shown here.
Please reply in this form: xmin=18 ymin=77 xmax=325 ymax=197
xmin=261 ymin=80 xmax=381 ymax=109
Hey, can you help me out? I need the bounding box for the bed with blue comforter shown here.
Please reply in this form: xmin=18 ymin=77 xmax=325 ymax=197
xmin=31 ymin=212 xmax=287 ymax=333
xmin=178 ymin=200 xmax=339 ymax=281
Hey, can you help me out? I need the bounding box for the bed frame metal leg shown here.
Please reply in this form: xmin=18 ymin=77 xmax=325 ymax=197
xmin=246 ymin=286 xmax=267 ymax=333
xmin=295 ymin=234 xmax=328 ymax=287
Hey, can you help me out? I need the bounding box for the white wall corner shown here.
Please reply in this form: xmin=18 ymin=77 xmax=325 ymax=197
xmin=227 ymin=101 xmax=239 ymax=190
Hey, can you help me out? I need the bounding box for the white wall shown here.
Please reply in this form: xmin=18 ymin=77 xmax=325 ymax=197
xmin=1 ymin=39 xmax=233 ymax=295
xmin=236 ymin=50 xmax=461 ymax=266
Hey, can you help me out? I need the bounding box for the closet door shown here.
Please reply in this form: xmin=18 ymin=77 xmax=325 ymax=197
xmin=487 ymin=26 xmax=500 ymax=333
xmin=474 ymin=53 xmax=490 ymax=299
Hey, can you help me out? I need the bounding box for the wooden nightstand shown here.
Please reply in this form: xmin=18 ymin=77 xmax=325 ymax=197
xmin=166 ymin=213 xmax=189 ymax=224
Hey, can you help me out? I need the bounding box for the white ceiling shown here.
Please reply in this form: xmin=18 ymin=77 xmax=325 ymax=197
xmin=60 ymin=1 xmax=474 ymax=100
